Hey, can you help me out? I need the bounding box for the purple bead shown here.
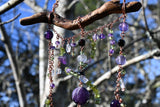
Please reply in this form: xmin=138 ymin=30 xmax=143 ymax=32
xmin=55 ymin=41 xmax=60 ymax=45
xmin=116 ymin=55 xmax=126 ymax=65
xmin=50 ymin=46 xmax=55 ymax=49
xmin=92 ymin=34 xmax=99 ymax=41
xmin=71 ymin=43 xmax=76 ymax=47
xmin=58 ymin=56 xmax=67 ymax=65
xmin=72 ymin=87 xmax=89 ymax=105
xmin=109 ymin=49 xmax=114 ymax=54
xmin=44 ymin=30 xmax=53 ymax=40
xmin=110 ymin=99 xmax=120 ymax=107
xmin=66 ymin=68 xmax=71 ymax=73
xmin=108 ymin=33 xmax=113 ymax=37
xmin=99 ymin=34 xmax=106 ymax=39
xmin=110 ymin=40 xmax=116 ymax=45
xmin=119 ymin=22 xmax=129 ymax=32
xmin=50 ymin=83 xmax=55 ymax=88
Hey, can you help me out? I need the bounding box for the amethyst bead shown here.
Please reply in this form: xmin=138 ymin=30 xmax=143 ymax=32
xmin=110 ymin=40 xmax=116 ymax=45
xmin=110 ymin=99 xmax=120 ymax=107
xmin=99 ymin=34 xmax=106 ymax=39
xmin=58 ymin=56 xmax=67 ymax=65
xmin=108 ymin=33 xmax=113 ymax=37
xmin=92 ymin=34 xmax=99 ymax=41
xmin=44 ymin=30 xmax=53 ymax=40
xmin=71 ymin=43 xmax=76 ymax=47
xmin=55 ymin=41 xmax=60 ymax=45
xmin=50 ymin=83 xmax=55 ymax=88
xmin=72 ymin=87 xmax=89 ymax=105
xmin=119 ymin=22 xmax=129 ymax=32
xmin=66 ymin=68 xmax=71 ymax=73
xmin=50 ymin=46 xmax=55 ymax=49
xmin=116 ymin=55 xmax=126 ymax=65
xmin=109 ymin=49 xmax=114 ymax=54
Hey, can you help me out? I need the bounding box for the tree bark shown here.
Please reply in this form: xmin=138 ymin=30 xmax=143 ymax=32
xmin=20 ymin=1 xmax=142 ymax=30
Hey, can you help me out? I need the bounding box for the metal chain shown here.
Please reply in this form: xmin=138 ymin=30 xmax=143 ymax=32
xmin=52 ymin=0 xmax=59 ymax=12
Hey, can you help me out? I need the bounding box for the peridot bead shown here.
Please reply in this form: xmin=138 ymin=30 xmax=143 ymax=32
xmin=45 ymin=99 xmax=50 ymax=105
xmin=109 ymin=29 xmax=113 ymax=33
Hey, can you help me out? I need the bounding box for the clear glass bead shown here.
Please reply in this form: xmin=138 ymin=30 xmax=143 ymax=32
xmin=79 ymin=75 xmax=89 ymax=83
xmin=116 ymin=55 xmax=126 ymax=65
xmin=56 ymin=68 xmax=62 ymax=74
xmin=77 ymin=54 xmax=87 ymax=63
xmin=66 ymin=44 xmax=71 ymax=53
xmin=120 ymin=79 xmax=125 ymax=91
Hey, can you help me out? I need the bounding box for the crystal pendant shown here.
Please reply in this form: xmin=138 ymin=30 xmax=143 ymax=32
xmin=119 ymin=22 xmax=129 ymax=32
xmin=66 ymin=44 xmax=71 ymax=53
xmin=116 ymin=55 xmax=126 ymax=65
xmin=92 ymin=34 xmax=99 ymax=41
xmin=79 ymin=75 xmax=89 ymax=83
xmin=77 ymin=54 xmax=87 ymax=63
xmin=110 ymin=99 xmax=120 ymax=107
xmin=120 ymin=79 xmax=125 ymax=91
xmin=56 ymin=68 xmax=62 ymax=74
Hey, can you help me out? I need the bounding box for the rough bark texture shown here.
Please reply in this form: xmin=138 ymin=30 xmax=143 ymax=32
xmin=20 ymin=1 xmax=142 ymax=30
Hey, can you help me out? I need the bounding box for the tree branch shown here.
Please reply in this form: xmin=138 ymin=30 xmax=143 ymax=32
xmin=20 ymin=1 xmax=142 ymax=30
xmin=0 ymin=19 xmax=26 ymax=107
xmin=0 ymin=13 xmax=21 ymax=25
xmin=93 ymin=49 xmax=160 ymax=86
xmin=0 ymin=0 xmax=24 ymax=15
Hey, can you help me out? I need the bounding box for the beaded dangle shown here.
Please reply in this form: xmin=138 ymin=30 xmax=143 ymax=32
xmin=44 ymin=26 xmax=55 ymax=107
xmin=110 ymin=0 xmax=128 ymax=107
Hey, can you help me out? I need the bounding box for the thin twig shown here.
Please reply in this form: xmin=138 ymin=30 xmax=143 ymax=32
xmin=0 ymin=13 xmax=21 ymax=25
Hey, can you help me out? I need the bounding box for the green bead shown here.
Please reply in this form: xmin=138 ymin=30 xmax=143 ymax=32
xmin=109 ymin=29 xmax=113 ymax=33
xmin=60 ymin=47 xmax=65 ymax=56
xmin=47 ymin=73 xmax=50 ymax=77
xmin=95 ymin=94 xmax=100 ymax=98
xmin=109 ymin=37 xmax=113 ymax=40
xmin=120 ymin=103 xmax=125 ymax=107
xmin=111 ymin=45 xmax=115 ymax=49
xmin=45 ymin=99 xmax=50 ymax=105
xmin=51 ymin=57 xmax=54 ymax=61
xmin=71 ymin=52 xmax=75 ymax=56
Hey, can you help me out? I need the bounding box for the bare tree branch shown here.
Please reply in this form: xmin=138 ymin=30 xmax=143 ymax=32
xmin=0 ymin=13 xmax=21 ymax=25
xmin=20 ymin=1 xmax=142 ymax=30
xmin=0 ymin=0 xmax=24 ymax=15
xmin=93 ymin=49 xmax=160 ymax=86
xmin=0 ymin=19 xmax=26 ymax=107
